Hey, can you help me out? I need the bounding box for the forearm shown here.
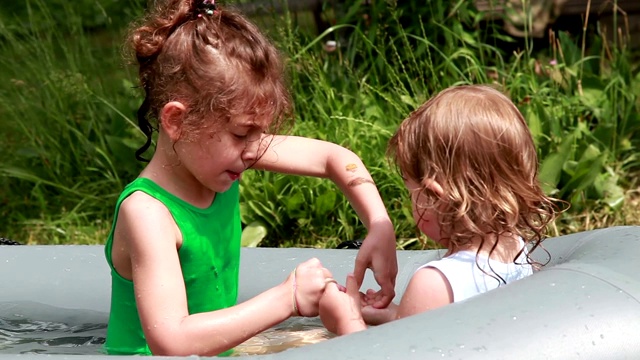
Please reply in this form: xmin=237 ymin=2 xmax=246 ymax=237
xmin=148 ymin=282 xmax=292 ymax=356
xmin=254 ymin=135 xmax=393 ymax=232
xmin=324 ymin=146 xmax=392 ymax=230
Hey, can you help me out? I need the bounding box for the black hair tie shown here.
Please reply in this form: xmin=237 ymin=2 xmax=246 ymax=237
xmin=195 ymin=0 xmax=217 ymax=17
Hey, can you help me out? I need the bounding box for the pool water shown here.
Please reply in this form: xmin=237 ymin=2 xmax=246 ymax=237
xmin=0 ymin=302 xmax=333 ymax=356
xmin=0 ymin=317 xmax=106 ymax=355
xmin=233 ymin=318 xmax=335 ymax=357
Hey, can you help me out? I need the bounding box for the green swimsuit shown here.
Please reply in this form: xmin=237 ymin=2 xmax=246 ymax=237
xmin=103 ymin=178 xmax=241 ymax=356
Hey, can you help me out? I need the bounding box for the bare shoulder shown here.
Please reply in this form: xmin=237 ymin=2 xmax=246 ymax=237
xmin=112 ymin=191 xmax=180 ymax=265
xmin=116 ymin=191 xmax=178 ymax=244
xmin=396 ymin=267 xmax=454 ymax=319
xmin=119 ymin=191 xmax=171 ymax=218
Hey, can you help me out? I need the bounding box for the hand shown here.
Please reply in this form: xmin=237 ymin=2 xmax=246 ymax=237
xmin=319 ymin=273 xmax=366 ymax=335
xmin=361 ymin=299 xmax=398 ymax=326
xmin=353 ymin=220 xmax=398 ymax=308
xmin=288 ymin=258 xmax=333 ymax=317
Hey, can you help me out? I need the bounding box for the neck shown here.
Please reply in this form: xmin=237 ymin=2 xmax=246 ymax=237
xmin=444 ymin=232 xmax=523 ymax=263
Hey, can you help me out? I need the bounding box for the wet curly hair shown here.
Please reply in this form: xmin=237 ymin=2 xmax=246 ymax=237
xmin=128 ymin=0 xmax=292 ymax=161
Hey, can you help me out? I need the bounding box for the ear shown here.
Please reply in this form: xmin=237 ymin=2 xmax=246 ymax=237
xmin=422 ymin=178 xmax=444 ymax=198
xmin=160 ymin=101 xmax=187 ymax=142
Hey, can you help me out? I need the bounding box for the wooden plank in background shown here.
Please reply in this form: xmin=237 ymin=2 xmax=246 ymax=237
xmin=475 ymin=0 xmax=640 ymax=16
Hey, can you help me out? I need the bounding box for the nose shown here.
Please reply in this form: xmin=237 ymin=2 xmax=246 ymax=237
xmin=241 ymin=138 xmax=259 ymax=165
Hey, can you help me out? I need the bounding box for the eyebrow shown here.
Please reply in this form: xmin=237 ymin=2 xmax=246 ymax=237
xmin=232 ymin=121 xmax=257 ymax=129
xmin=235 ymin=121 xmax=268 ymax=132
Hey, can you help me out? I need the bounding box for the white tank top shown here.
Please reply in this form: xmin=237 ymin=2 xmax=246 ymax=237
xmin=415 ymin=243 xmax=533 ymax=302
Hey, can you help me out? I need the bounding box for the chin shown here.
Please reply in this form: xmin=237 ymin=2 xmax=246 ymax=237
xmin=209 ymin=184 xmax=231 ymax=194
xmin=211 ymin=180 xmax=235 ymax=193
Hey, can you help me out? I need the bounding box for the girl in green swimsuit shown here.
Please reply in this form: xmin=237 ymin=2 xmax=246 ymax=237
xmin=104 ymin=0 xmax=397 ymax=356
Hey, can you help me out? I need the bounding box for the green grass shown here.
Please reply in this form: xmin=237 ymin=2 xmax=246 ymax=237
xmin=1 ymin=1 xmax=639 ymax=247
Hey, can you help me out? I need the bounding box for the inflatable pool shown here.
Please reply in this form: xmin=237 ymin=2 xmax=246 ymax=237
xmin=1 ymin=226 xmax=639 ymax=359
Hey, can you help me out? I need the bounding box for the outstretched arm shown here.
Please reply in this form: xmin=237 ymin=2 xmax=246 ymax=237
xmin=254 ymin=135 xmax=398 ymax=307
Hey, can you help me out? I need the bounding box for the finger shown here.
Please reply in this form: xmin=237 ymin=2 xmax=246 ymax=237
xmin=372 ymin=272 xmax=396 ymax=306
xmin=323 ymin=281 xmax=340 ymax=296
xmin=324 ymin=277 xmax=346 ymax=292
xmin=352 ymin=255 xmax=368 ymax=288
xmin=365 ymin=288 xmax=377 ymax=296
xmin=359 ymin=292 xmax=368 ymax=307
xmin=345 ymin=273 xmax=360 ymax=300
xmin=324 ymin=278 xmax=339 ymax=289
xmin=321 ymin=267 xmax=334 ymax=279
xmin=363 ymin=289 xmax=380 ymax=305
xmin=306 ymin=257 xmax=322 ymax=267
xmin=373 ymin=267 xmax=397 ymax=290
xmin=371 ymin=289 xmax=395 ymax=309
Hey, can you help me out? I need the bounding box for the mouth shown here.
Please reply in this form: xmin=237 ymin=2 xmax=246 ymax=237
xmin=227 ymin=171 xmax=241 ymax=181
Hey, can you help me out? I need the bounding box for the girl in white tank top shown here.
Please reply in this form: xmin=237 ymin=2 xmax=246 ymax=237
xmin=319 ymin=85 xmax=565 ymax=335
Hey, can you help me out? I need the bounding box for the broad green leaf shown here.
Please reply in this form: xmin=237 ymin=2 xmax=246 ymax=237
xmin=538 ymin=129 xmax=578 ymax=193
xmin=314 ymin=191 xmax=337 ymax=217
xmin=241 ymin=221 xmax=268 ymax=247
xmin=524 ymin=105 xmax=542 ymax=145
xmin=560 ymin=150 xmax=605 ymax=198
xmin=286 ymin=192 xmax=305 ymax=216
xmin=539 ymin=153 xmax=566 ymax=194
xmin=579 ymin=76 xmax=605 ymax=109
xmin=247 ymin=201 xmax=281 ymax=227
xmin=593 ymin=174 xmax=625 ymax=209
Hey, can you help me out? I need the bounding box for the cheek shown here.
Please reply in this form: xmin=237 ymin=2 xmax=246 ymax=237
xmin=412 ymin=203 xmax=440 ymax=240
xmin=412 ymin=207 xmax=428 ymax=231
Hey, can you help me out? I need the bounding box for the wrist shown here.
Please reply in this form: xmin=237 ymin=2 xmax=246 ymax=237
xmin=365 ymin=218 xmax=395 ymax=236
xmin=281 ymin=267 xmax=301 ymax=317
xmin=291 ymin=267 xmax=301 ymax=317
xmin=266 ymin=281 xmax=299 ymax=322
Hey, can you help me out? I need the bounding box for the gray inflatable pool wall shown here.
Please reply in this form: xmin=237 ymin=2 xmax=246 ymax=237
xmin=1 ymin=226 xmax=639 ymax=359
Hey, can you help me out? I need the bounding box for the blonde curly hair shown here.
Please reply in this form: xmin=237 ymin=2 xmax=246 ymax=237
xmin=388 ymin=85 xmax=562 ymax=270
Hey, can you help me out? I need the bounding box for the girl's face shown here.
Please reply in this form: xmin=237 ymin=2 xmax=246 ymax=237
xmin=404 ymin=178 xmax=442 ymax=242
xmin=175 ymin=115 xmax=266 ymax=193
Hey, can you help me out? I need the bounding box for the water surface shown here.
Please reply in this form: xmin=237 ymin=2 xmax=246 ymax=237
xmin=0 ymin=302 xmax=332 ymax=356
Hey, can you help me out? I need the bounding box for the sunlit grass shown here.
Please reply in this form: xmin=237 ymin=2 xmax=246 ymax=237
xmin=1 ymin=1 xmax=639 ymax=247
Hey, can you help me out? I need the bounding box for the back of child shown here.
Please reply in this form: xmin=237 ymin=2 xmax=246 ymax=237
xmin=319 ymin=84 xmax=563 ymax=335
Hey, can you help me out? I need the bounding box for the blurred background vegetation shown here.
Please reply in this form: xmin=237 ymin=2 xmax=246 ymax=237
xmin=1 ymin=0 xmax=639 ymax=248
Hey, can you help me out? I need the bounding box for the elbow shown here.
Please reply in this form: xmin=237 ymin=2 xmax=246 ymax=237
xmin=146 ymin=332 xmax=194 ymax=356
xmin=148 ymin=338 xmax=186 ymax=356
xmin=147 ymin=333 xmax=229 ymax=357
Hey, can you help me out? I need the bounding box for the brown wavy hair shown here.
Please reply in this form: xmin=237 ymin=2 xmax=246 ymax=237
xmin=128 ymin=0 xmax=293 ymax=161
xmin=388 ymin=85 xmax=563 ymax=270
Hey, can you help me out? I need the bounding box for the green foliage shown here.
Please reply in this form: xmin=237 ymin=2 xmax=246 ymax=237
xmin=0 ymin=0 xmax=145 ymax=32
xmin=1 ymin=0 xmax=639 ymax=246
xmin=0 ymin=0 xmax=144 ymax=243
